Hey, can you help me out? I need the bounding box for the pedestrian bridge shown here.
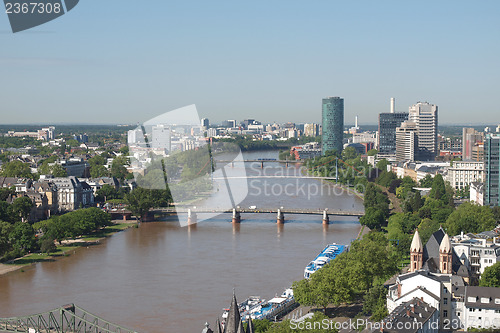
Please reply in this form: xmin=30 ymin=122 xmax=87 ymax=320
xmin=0 ymin=304 xmax=138 ymax=333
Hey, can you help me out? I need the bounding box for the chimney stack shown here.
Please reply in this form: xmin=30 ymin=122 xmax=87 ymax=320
xmin=390 ymin=98 xmax=395 ymax=113
xmin=355 ymin=115 xmax=359 ymax=128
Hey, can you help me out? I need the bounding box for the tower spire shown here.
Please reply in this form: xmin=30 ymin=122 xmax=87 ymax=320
xmin=410 ymin=230 xmax=423 ymax=272
xmin=224 ymin=290 xmax=241 ymax=333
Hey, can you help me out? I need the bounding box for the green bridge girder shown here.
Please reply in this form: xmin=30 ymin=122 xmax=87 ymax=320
xmin=0 ymin=304 xmax=139 ymax=333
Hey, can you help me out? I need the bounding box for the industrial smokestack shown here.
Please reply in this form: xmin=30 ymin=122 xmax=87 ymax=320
xmin=390 ymin=98 xmax=395 ymax=113
xmin=355 ymin=115 xmax=358 ymax=128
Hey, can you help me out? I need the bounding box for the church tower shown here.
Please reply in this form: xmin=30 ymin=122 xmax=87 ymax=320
xmin=439 ymin=233 xmax=452 ymax=274
xmin=410 ymin=230 xmax=423 ymax=272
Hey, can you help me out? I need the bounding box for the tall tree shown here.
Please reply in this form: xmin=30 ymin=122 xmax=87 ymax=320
xmin=9 ymin=221 xmax=38 ymax=253
xmin=429 ymin=174 xmax=446 ymax=201
xmin=12 ymin=196 xmax=33 ymax=222
xmin=125 ymin=188 xmax=155 ymax=221
xmin=0 ymin=221 xmax=13 ymax=258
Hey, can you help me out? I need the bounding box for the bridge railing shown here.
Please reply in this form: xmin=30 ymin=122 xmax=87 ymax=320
xmin=0 ymin=304 xmax=139 ymax=333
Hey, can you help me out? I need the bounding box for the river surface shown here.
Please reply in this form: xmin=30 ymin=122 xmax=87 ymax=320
xmin=0 ymin=151 xmax=363 ymax=333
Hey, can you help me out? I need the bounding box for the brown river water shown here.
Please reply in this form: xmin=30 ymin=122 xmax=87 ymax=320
xmin=0 ymin=151 xmax=363 ymax=333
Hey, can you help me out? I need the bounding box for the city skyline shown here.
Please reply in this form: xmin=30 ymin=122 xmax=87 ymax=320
xmin=1 ymin=1 xmax=500 ymax=125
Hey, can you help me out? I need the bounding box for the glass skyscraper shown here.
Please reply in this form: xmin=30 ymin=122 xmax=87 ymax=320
xmin=322 ymin=97 xmax=344 ymax=155
xmin=485 ymin=134 xmax=500 ymax=207
xmin=378 ymin=112 xmax=409 ymax=158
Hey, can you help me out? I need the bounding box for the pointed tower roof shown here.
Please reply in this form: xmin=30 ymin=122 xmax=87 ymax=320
xmin=246 ymin=316 xmax=254 ymax=333
xmin=410 ymin=229 xmax=423 ymax=252
xmin=236 ymin=319 xmax=245 ymax=333
xmin=224 ymin=290 xmax=241 ymax=333
xmin=202 ymin=322 xmax=213 ymax=333
xmin=440 ymin=233 xmax=452 ymax=253
xmin=215 ymin=318 xmax=223 ymax=333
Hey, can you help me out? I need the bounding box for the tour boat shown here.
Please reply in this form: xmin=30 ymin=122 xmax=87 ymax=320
xmin=303 ymin=243 xmax=347 ymax=279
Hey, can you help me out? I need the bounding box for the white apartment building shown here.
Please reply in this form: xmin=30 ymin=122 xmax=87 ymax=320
xmin=151 ymin=125 xmax=171 ymax=152
xmin=447 ymin=160 xmax=484 ymax=190
xmin=451 ymin=233 xmax=500 ymax=275
xmin=395 ymin=121 xmax=418 ymax=162
xmin=351 ymin=132 xmax=377 ymax=145
xmin=409 ymin=102 xmax=438 ymax=160
xmin=303 ymin=123 xmax=319 ymax=137
xmin=470 ymin=182 xmax=484 ymax=206
xmin=454 ymin=286 xmax=500 ymax=330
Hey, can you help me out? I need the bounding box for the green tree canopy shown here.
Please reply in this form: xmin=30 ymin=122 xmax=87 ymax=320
xmin=38 ymin=162 xmax=67 ymax=177
xmin=12 ymin=196 xmax=34 ymax=222
xmin=417 ymin=218 xmax=440 ymax=245
xmin=0 ymin=187 xmax=16 ymax=201
xmin=445 ymin=202 xmax=496 ymax=236
xmin=362 ymin=284 xmax=389 ymax=321
xmin=111 ymin=156 xmax=129 ymax=180
xmin=419 ymin=174 xmax=434 ymax=188
xmin=479 ymin=262 xmax=500 ymax=288
xmin=360 ymin=208 xmax=386 ymax=230
xmin=0 ymin=160 xmax=33 ymax=178
xmin=125 ymin=188 xmax=156 ymax=221
xmin=429 ymin=174 xmax=446 ymax=201
xmin=0 ymin=221 xmax=13 ymax=258
xmin=293 ymin=232 xmax=398 ymax=312
xmin=376 ymin=159 xmax=389 ymax=171
xmin=341 ymin=146 xmax=358 ymax=161
xmin=9 ymin=221 xmax=38 ymax=253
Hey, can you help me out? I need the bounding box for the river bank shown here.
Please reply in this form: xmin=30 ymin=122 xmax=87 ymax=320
xmin=0 ymin=221 xmax=137 ymax=278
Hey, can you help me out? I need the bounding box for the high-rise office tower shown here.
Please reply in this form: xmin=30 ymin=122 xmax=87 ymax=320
xmin=408 ymin=102 xmax=438 ymax=161
xmin=395 ymin=122 xmax=418 ymax=162
xmin=485 ymin=134 xmax=500 ymax=207
xmin=151 ymin=124 xmax=171 ymax=153
xmin=304 ymin=123 xmax=319 ymax=137
xmin=322 ymin=97 xmax=344 ymax=155
xmin=201 ymin=118 xmax=209 ymax=130
xmin=462 ymin=128 xmax=484 ymax=161
xmin=378 ymin=98 xmax=408 ymax=159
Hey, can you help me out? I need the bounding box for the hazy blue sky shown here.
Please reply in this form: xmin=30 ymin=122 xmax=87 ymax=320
xmin=1 ymin=1 xmax=499 ymax=125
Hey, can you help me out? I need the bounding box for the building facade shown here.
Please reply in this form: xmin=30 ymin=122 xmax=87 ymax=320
xmin=151 ymin=125 xmax=171 ymax=153
xmin=462 ymin=128 xmax=484 ymax=161
xmin=470 ymin=182 xmax=484 ymax=206
xmin=451 ymin=233 xmax=500 ymax=276
xmin=321 ymin=97 xmax=344 ymax=155
xmin=378 ymin=112 xmax=409 ymax=159
xmin=451 ymin=286 xmax=500 ymax=331
xmin=485 ymin=134 xmax=500 ymax=207
xmin=408 ymin=102 xmax=438 ymax=161
xmin=447 ymin=161 xmax=484 ymax=190
xmin=303 ymin=123 xmax=319 ymax=137
xmin=395 ymin=121 xmax=418 ymax=162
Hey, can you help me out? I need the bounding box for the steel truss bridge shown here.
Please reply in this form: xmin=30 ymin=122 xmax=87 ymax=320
xmin=0 ymin=304 xmax=138 ymax=333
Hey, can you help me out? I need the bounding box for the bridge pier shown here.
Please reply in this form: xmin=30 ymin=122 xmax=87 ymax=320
xmin=231 ymin=161 xmax=234 ymax=168
xmin=232 ymin=208 xmax=241 ymax=223
xmin=277 ymin=209 xmax=285 ymax=224
xmin=322 ymin=210 xmax=329 ymax=225
xmin=187 ymin=209 xmax=197 ymax=225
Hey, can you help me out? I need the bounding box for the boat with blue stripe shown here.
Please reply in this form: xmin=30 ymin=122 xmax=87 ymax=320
xmin=303 ymin=243 xmax=347 ymax=279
